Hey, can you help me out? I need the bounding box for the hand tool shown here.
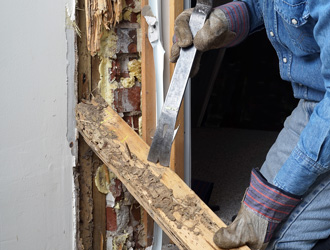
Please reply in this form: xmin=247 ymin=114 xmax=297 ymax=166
xmin=148 ymin=0 xmax=214 ymax=167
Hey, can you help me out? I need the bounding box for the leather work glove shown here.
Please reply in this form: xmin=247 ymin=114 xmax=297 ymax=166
xmin=214 ymin=169 xmax=301 ymax=250
xmin=170 ymin=8 xmax=236 ymax=76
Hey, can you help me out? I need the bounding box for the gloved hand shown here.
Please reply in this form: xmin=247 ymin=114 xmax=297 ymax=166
xmin=170 ymin=7 xmax=236 ymax=76
xmin=213 ymin=169 xmax=301 ymax=250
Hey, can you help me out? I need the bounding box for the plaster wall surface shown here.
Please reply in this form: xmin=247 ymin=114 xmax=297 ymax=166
xmin=0 ymin=1 xmax=75 ymax=249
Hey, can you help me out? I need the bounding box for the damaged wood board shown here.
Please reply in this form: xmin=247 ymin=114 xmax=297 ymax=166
xmin=84 ymin=0 xmax=139 ymax=56
xmin=85 ymin=0 xmax=122 ymax=55
xmin=76 ymin=96 xmax=250 ymax=250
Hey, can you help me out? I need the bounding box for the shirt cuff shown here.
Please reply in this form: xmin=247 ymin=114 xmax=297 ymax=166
xmin=215 ymin=1 xmax=250 ymax=47
xmin=273 ymin=147 xmax=326 ymax=195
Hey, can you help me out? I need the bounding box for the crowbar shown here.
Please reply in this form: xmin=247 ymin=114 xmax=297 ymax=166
xmin=148 ymin=0 xmax=215 ymax=167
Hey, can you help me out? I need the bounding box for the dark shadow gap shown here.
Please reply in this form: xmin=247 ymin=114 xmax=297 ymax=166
xmin=190 ymin=29 xmax=298 ymax=224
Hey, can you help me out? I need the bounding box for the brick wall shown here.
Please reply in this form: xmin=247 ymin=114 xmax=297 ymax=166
xmin=94 ymin=0 xmax=146 ymax=249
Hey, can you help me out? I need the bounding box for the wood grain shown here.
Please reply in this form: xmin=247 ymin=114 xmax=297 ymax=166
xmin=169 ymin=0 xmax=185 ymax=180
xmin=141 ymin=0 xmax=156 ymax=146
xmin=141 ymin=0 xmax=156 ymax=245
xmin=76 ymin=97 xmax=250 ymax=250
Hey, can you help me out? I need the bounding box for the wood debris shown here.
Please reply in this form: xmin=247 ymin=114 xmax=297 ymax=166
xmin=75 ymin=96 xmax=250 ymax=250
xmin=85 ymin=0 xmax=124 ymax=55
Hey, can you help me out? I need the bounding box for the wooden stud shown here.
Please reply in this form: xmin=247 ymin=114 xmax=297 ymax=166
xmin=78 ymin=0 xmax=106 ymax=248
xmin=77 ymin=0 xmax=94 ymax=248
xmin=92 ymin=158 xmax=106 ymax=250
xmin=141 ymin=0 xmax=156 ymax=246
xmin=169 ymin=0 xmax=185 ymax=180
xmin=141 ymin=0 xmax=156 ymax=146
xmin=76 ymin=97 xmax=250 ymax=250
xmin=90 ymin=10 xmax=106 ymax=250
xmin=77 ymin=140 xmax=94 ymax=249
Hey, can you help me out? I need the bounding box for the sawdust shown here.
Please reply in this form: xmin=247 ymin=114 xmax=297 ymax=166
xmin=76 ymin=97 xmax=218 ymax=237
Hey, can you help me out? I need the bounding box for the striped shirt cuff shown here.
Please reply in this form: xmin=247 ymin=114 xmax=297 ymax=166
xmin=244 ymin=169 xmax=301 ymax=223
xmin=215 ymin=1 xmax=250 ymax=47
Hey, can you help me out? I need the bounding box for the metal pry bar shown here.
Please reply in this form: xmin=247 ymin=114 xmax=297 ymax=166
xmin=148 ymin=0 xmax=214 ymax=167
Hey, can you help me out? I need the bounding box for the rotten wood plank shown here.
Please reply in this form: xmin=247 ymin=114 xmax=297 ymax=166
xmin=85 ymin=0 xmax=123 ymax=56
xmin=76 ymin=97 xmax=250 ymax=250
xmin=77 ymin=0 xmax=94 ymax=248
xmin=78 ymin=0 xmax=106 ymax=248
xmin=77 ymin=141 xmax=94 ymax=250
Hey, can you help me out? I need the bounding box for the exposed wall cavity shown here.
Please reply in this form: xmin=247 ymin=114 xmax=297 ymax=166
xmin=83 ymin=0 xmax=144 ymax=249
xmin=99 ymin=29 xmax=118 ymax=59
xmin=85 ymin=0 xmax=122 ymax=55
xmin=121 ymin=59 xmax=141 ymax=88
xmin=98 ymin=56 xmax=118 ymax=106
xmin=85 ymin=0 xmax=141 ymax=56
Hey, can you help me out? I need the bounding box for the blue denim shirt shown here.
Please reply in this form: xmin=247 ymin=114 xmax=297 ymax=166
xmin=232 ymin=0 xmax=330 ymax=195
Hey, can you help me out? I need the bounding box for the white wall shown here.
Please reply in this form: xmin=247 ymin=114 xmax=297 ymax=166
xmin=0 ymin=1 xmax=76 ymax=249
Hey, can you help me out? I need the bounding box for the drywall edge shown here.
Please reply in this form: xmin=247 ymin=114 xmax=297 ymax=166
xmin=0 ymin=0 xmax=77 ymax=249
xmin=66 ymin=1 xmax=79 ymax=249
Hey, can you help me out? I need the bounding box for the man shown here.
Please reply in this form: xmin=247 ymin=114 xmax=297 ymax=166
xmin=171 ymin=1 xmax=330 ymax=249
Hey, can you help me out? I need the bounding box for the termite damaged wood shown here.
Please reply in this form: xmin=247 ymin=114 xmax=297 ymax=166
xmin=75 ymin=96 xmax=250 ymax=250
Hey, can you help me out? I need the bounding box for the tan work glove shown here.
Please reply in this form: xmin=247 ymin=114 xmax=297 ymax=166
xmin=214 ymin=203 xmax=269 ymax=250
xmin=214 ymin=169 xmax=301 ymax=250
xmin=170 ymin=8 xmax=236 ymax=76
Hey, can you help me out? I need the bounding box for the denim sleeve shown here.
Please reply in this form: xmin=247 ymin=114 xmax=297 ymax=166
xmin=274 ymin=1 xmax=330 ymax=195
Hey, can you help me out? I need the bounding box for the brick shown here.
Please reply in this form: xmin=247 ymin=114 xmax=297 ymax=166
xmin=106 ymin=207 xmax=117 ymax=231
xmin=120 ymin=56 xmax=137 ymax=77
xmin=109 ymin=178 xmax=123 ymax=199
xmin=128 ymin=42 xmax=137 ymax=53
xmin=113 ymin=86 xmax=141 ymax=113
xmin=125 ymin=0 xmax=135 ymax=6
xmin=116 ymin=29 xmax=138 ymax=54
xmin=110 ymin=60 xmax=121 ymax=82
xmin=130 ymin=204 xmax=141 ymax=225
xmin=129 ymin=205 xmax=143 ymax=249
xmin=123 ymin=114 xmax=140 ymax=132
xmin=124 ymin=0 xmax=140 ymax=23
xmin=110 ymin=56 xmax=139 ymax=82
xmin=129 ymin=12 xmax=138 ymax=23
